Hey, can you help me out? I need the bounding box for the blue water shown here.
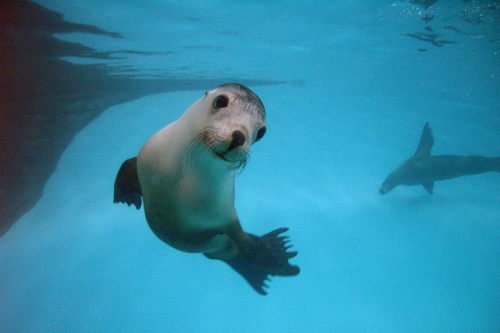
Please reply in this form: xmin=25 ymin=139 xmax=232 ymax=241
xmin=1 ymin=1 xmax=499 ymax=332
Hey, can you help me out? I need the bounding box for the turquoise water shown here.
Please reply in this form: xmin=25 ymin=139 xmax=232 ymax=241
xmin=1 ymin=1 xmax=499 ymax=332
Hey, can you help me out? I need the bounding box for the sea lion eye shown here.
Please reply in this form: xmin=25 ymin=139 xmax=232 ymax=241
xmin=255 ymin=126 xmax=266 ymax=142
xmin=213 ymin=95 xmax=229 ymax=109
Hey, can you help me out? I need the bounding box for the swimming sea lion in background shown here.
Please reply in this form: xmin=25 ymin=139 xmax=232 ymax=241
xmin=379 ymin=122 xmax=500 ymax=195
xmin=114 ymin=84 xmax=299 ymax=295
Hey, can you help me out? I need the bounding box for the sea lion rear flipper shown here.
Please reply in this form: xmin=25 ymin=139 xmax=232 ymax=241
xmin=414 ymin=122 xmax=434 ymax=157
xmin=114 ymin=157 xmax=142 ymax=209
xmin=221 ymin=256 xmax=272 ymax=295
xmin=218 ymin=228 xmax=299 ymax=295
xmin=422 ymin=181 xmax=434 ymax=194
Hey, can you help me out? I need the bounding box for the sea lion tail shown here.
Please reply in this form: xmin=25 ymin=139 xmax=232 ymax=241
xmin=494 ymin=157 xmax=500 ymax=172
xmin=216 ymin=228 xmax=300 ymax=295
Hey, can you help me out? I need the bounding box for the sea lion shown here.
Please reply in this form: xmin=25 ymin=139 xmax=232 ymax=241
xmin=379 ymin=122 xmax=500 ymax=195
xmin=114 ymin=84 xmax=299 ymax=295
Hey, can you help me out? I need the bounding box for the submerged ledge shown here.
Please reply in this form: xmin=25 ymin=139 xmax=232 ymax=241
xmin=0 ymin=0 xmax=278 ymax=236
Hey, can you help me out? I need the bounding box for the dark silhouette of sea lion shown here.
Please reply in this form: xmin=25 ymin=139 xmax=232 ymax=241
xmin=379 ymin=122 xmax=500 ymax=195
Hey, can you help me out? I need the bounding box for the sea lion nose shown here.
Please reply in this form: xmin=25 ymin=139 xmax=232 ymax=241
xmin=228 ymin=130 xmax=246 ymax=151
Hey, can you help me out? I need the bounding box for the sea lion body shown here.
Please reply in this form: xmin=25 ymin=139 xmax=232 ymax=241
xmin=137 ymin=112 xmax=238 ymax=255
xmin=114 ymin=84 xmax=299 ymax=294
xmin=380 ymin=122 xmax=500 ymax=194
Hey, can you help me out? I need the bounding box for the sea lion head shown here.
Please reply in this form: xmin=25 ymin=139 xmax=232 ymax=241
xmin=188 ymin=83 xmax=266 ymax=170
xmin=379 ymin=172 xmax=398 ymax=194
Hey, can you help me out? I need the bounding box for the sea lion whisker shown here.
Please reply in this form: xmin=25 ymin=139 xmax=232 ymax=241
xmin=182 ymin=130 xmax=212 ymax=174
xmin=231 ymin=152 xmax=250 ymax=174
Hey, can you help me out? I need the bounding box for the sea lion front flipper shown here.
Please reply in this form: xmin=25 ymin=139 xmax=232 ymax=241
xmin=422 ymin=181 xmax=434 ymax=194
xmin=414 ymin=122 xmax=434 ymax=157
xmin=114 ymin=157 xmax=142 ymax=209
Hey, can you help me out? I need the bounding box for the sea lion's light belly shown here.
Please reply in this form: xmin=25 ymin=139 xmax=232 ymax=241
xmin=142 ymin=174 xmax=237 ymax=253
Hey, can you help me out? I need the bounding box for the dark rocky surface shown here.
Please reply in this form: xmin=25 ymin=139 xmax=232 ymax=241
xmin=0 ymin=0 xmax=276 ymax=236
